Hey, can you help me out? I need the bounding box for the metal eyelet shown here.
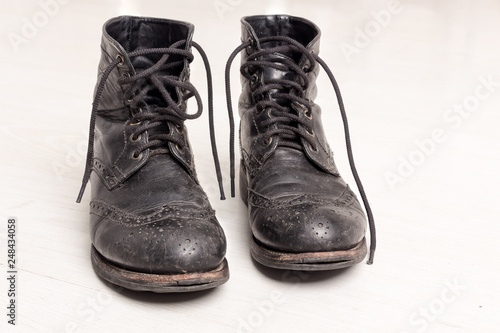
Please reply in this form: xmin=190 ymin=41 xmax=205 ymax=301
xmin=116 ymin=54 xmax=125 ymax=66
xmin=263 ymin=136 xmax=272 ymax=146
xmin=129 ymin=133 xmax=141 ymax=142
xmin=131 ymin=152 xmax=142 ymax=160
xmin=175 ymin=124 xmax=183 ymax=134
xmin=130 ymin=108 xmax=142 ymax=125
xmin=294 ymin=102 xmax=313 ymax=120
xmin=251 ymin=73 xmax=259 ymax=83
xmin=126 ymin=90 xmax=134 ymax=103
xmin=306 ymin=128 xmax=314 ymax=136
xmin=246 ymin=37 xmax=254 ymax=53
xmin=176 ymin=144 xmax=184 ymax=152
xmin=309 ymin=144 xmax=318 ymax=152
xmin=304 ymin=109 xmax=313 ymax=120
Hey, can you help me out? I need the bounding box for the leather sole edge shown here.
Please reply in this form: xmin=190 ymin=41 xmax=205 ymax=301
xmin=250 ymin=237 xmax=367 ymax=271
xmin=91 ymin=246 xmax=229 ymax=293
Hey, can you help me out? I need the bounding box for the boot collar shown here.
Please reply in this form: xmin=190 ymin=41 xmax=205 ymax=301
xmin=241 ymin=14 xmax=321 ymax=64
xmin=100 ymin=16 xmax=194 ymax=85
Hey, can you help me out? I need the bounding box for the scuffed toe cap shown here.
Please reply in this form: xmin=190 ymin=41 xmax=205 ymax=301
xmin=90 ymin=201 xmax=226 ymax=274
xmin=248 ymin=190 xmax=366 ymax=253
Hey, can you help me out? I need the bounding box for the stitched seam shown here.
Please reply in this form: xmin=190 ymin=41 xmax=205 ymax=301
xmin=92 ymin=158 xmax=118 ymax=188
xmin=252 ymin=113 xmax=261 ymax=136
xmin=248 ymin=185 xmax=356 ymax=209
xmin=110 ymin=122 xmax=129 ymax=170
xmin=90 ymin=200 xmax=215 ymax=227
xmin=126 ymin=17 xmax=132 ymax=52
xmin=315 ymin=135 xmax=329 ymax=155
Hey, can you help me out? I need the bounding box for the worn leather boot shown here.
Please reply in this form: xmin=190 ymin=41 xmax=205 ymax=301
xmin=77 ymin=16 xmax=229 ymax=292
xmin=225 ymin=15 xmax=376 ymax=270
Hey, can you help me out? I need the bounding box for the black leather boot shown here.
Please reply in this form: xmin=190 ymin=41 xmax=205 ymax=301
xmin=77 ymin=16 xmax=229 ymax=292
xmin=225 ymin=15 xmax=376 ymax=270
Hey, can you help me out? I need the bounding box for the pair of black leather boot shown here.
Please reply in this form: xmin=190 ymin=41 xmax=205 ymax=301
xmin=77 ymin=15 xmax=376 ymax=292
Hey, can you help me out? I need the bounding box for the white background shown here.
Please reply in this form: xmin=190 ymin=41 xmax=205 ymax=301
xmin=1 ymin=0 xmax=499 ymax=332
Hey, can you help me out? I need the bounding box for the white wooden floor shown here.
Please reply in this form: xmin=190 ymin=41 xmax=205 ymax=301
xmin=1 ymin=0 xmax=499 ymax=332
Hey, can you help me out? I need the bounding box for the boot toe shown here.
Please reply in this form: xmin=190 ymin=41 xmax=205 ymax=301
xmin=251 ymin=202 xmax=366 ymax=253
xmin=92 ymin=213 xmax=226 ymax=274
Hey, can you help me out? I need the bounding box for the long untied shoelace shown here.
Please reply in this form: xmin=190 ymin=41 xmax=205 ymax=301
xmin=225 ymin=36 xmax=376 ymax=264
xmin=77 ymin=40 xmax=226 ymax=203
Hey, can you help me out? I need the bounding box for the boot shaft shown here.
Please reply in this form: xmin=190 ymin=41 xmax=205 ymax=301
xmin=239 ymin=15 xmax=321 ymax=108
xmin=96 ymin=16 xmax=194 ymax=112
xmin=90 ymin=16 xmax=199 ymax=192
xmin=237 ymin=14 xmax=338 ymax=177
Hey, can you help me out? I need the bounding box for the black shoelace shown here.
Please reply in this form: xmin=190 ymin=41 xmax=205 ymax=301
xmin=77 ymin=40 xmax=226 ymax=203
xmin=225 ymin=36 xmax=376 ymax=264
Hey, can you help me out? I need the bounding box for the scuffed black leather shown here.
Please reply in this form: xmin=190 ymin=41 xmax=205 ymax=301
xmin=88 ymin=16 xmax=226 ymax=274
xmin=239 ymin=15 xmax=366 ymax=253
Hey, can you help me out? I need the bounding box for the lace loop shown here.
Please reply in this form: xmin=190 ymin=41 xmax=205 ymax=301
xmin=225 ymin=36 xmax=376 ymax=264
xmin=77 ymin=40 xmax=226 ymax=203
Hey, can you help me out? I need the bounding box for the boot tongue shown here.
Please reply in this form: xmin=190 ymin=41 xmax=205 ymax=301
xmin=126 ymin=19 xmax=193 ymax=108
xmin=125 ymin=21 xmax=193 ymax=152
xmin=106 ymin=17 xmax=194 ymax=155
xmin=133 ymin=58 xmax=181 ymax=108
xmin=243 ymin=16 xmax=320 ymax=149
xmin=244 ymin=15 xmax=318 ymax=102
xmin=257 ymin=30 xmax=303 ymax=87
xmin=259 ymin=43 xmax=301 ymax=85
xmin=257 ymin=43 xmax=303 ymax=148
